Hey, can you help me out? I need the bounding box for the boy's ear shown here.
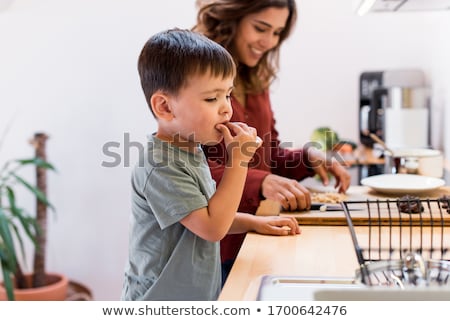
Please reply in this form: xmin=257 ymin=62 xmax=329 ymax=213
xmin=150 ymin=92 xmax=173 ymax=120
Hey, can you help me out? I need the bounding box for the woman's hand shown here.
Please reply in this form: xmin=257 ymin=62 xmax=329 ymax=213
xmin=261 ymin=174 xmax=311 ymax=211
xmin=260 ymin=147 xmax=351 ymax=211
xmin=306 ymin=147 xmax=351 ymax=193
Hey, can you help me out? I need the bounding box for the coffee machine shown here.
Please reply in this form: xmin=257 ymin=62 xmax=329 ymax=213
xmin=359 ymin=69 xmax=430 ymax=148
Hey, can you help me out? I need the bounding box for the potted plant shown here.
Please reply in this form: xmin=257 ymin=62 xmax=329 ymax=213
xmin=0 ymin=133 xmax=68 ymax=300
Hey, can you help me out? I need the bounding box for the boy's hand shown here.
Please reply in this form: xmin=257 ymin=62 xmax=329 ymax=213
xmin=252 ymin=215 xmax=301 ymax=236
xmin=216 ymin=122 xmax=262 ymax=165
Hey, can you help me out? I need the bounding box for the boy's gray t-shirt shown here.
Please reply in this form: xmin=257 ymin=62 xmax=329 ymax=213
xmin=121 ymin=134 xmax=221 ymax=300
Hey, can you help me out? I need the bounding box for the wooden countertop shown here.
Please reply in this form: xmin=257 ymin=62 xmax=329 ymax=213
xmin=218 ymin=184 xmax=450 ymax=301
xmin=218 ymin=226 xmax=357 ymax=300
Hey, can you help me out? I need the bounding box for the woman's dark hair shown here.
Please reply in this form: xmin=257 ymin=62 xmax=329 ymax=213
xmin=193 ymin=0 xmax=297 ymax=93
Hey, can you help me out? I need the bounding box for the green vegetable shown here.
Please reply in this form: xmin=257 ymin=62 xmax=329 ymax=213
xmin=310 ymin=127 xmax=340 ymax=151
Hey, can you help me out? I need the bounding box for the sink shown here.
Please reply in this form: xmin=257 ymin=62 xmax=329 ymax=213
xmin=257 ymin=275 xmax=450 ymax=301
xmin=256 ymin=275 xmax=363 ymax=300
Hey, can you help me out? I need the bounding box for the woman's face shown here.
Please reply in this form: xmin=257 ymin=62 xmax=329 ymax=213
xmin=233 ymin=7 xmax=289 ymax=67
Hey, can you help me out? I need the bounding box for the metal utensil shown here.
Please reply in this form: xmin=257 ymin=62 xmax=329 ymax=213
xmin=310 ymin=203 xmax=363 ymax=212
xmin=310 ymin=203 xmax=340 ymax=211
xmin=369 ymin=133 xmax=395 ymax=156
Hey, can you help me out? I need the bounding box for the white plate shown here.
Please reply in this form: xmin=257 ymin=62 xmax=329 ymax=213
xmin=361 ymin=174 xmax=445 ymax=195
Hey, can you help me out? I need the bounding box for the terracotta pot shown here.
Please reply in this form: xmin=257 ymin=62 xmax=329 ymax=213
xmin=0 ymin=273 xmax=69 ymax=301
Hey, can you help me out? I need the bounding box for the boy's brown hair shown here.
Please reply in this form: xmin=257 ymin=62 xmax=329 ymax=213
xmin=138 ymin=28 xmax=236 ymax=116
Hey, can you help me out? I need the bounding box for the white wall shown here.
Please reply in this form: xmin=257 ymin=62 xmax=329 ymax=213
xmin=0 ymin=0 xmax=449 ymax=300
xmin=273 ymin=1 xmax=450 ymax=150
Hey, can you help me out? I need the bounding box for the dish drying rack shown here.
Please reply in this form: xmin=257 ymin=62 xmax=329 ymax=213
xmin=342 ymin=198 xmax=450 ymax=288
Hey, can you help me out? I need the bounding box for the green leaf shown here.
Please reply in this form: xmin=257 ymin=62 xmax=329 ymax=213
xmin=0 ymin=209 xmax=18 ymax=271
xmin=10 ymin=173 xmax=54 ymax=210
xmin=0 ymin=244 xmax=16 ymax=272
xmin=5 ymin=188 xmax=38 ymax=250
xmin=6 ymin=187 xmax=20 ymax=217
xmin=10 ymin=217 xmax=37 ymax=266
xmin=0 ymin=245 xmax=11 ymax=266
xmin=1 ymin=260 xmax=15 ymax=300
xmin=15 ymin=158 xmax=56 ymax=171
xmin=0 ymin=247 xmax=7 ymax=263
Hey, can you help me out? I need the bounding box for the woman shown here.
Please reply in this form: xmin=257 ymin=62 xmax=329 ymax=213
xmin=193 ymin=0 xmax=351 ymax=282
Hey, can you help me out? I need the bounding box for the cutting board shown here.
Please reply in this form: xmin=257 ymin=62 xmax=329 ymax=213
xmin=258 ymin=185 xmax=450 ymax=226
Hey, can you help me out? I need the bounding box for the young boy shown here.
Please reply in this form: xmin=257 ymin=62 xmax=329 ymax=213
xmin=120 ymin=28 xmax=279 ymax=301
